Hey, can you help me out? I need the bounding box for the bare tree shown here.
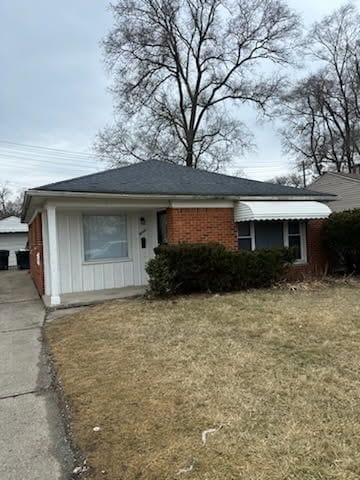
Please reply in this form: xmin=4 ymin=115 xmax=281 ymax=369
xmin=268 ymin=173 xmax=304 ymax=188
xmin=0 ymin=184 xmax=24 ymax=219
xmin=279 ymin=4 xmax=360 ymax=176
xmin=96 ymin=0 xmax=301 ymax=170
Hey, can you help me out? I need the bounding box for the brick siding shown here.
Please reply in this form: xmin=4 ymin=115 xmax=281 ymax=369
xmin=287 ymin=219 xmax=328 ymax=280
xmin=167 ymin=208 xmax=327 ymax=278
xmin=28 ymin=213 xmax=44 ymax=294
xmin=167 ymin=207 xmax=238 ymax=250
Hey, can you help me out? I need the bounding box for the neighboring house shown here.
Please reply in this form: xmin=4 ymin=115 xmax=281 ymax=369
xmin=0 ymin=216 xmax=28 ymax=267
xmin=21 ymin=160 xmax=334 ymax=306
xmin=309 ymin=169 xmax=360 ymax=212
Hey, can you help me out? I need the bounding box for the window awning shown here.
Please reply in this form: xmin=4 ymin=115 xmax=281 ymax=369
xmin=234 ymin=201 xmax=332 ymax=222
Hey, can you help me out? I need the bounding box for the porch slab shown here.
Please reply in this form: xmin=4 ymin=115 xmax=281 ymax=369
xmin=43 ymin=285 xmax=146 ymax=311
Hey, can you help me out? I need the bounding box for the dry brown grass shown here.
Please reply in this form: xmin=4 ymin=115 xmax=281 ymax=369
xmin=46 ymin=282 xmax=360 ymax=480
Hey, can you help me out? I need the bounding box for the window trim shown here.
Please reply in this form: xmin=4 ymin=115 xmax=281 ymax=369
xmin=238 ymin=221 xmax=255 ymax=251
xmin=237 ymin=220 xmax=307 ymax=264
xmin=157 ymin=210 xmax=168 ymax=245
xmin=81 ymin=213 xmax=131 ymax=264
xmin=283 ymin=221 xmax=307 ymax=264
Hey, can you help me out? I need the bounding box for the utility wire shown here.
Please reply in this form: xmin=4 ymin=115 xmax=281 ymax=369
xmin=0 ymin=153 xmax=287 ymax=170
xmin=0 ymin=147 xmax=98 ymax=162
xmin=0 ymin=140 xmax=291 ymax=177
xmin=0 ymin=140 xmax=283 ymax=168
xmin=0 ymin=140 xmax=95 ymax=158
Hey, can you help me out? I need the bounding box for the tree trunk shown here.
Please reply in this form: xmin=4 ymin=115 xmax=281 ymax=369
xmin=185 ymin=150 xmax=193 ymax=167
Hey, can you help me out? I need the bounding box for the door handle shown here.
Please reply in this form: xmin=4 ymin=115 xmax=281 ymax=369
xmin=141 ymin=237 xmax=146 ymax=249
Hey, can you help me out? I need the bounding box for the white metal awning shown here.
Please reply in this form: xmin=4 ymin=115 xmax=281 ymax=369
xmin=234 ymin=201 xmax=332 ymax=222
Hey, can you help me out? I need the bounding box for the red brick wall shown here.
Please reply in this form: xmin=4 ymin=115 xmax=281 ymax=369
xmin=167 ymin=208 xmax=328 ymax=279
xmin=287 ymin=219 xmax=328 ymax=280
xmin=167 ymin=207 xmax=238 ymax=250
xmin=28 ymin=213 xmax=44 ymax=294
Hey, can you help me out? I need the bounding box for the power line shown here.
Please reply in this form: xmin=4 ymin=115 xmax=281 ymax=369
xmin=0 ymin=153 xmax=99 ymax=169
xmin=0 ymin=140 xmax=95 ymax=158
xmin=0 ymin=139 xmax=290 ymax=169
xmin=0 ymin=146 xmax=98 ymax=162
xmin=0 ymin=140 xmax=291 ymax=180
xmin=0 ymin=155 xmax=286 ymax=170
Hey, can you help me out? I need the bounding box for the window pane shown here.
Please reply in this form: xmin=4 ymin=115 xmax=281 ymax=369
xmin=238 ymin=221 xmax=251 ymax=237
xmin=254 ymin=221 xmax=284 ymax=249
xmin=288 ymin=221 xmax=300 ymax=235
xmin=83 ymin=215 xmax=128 ymax=261
xmin=289 ymin=235 xmax=301 ymax=259
xmin=157 ymin=211 xmax=167 ymax=244
xmin=238 ymin=238 xmax=252 ymax=251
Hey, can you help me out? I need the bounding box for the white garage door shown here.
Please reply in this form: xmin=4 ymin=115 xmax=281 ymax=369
xmin=0 ymin=233 xmax=28 ymax=267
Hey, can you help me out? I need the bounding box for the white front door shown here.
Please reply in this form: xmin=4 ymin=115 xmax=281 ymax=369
xmin=137 ymin=212 xmax=157 ymax=285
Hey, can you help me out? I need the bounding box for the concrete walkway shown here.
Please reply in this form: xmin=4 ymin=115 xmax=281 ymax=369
xmin=0 ymin=271 xmax=72 ymax=479
xmin=43 ymin=285 xmax=146 ymax=310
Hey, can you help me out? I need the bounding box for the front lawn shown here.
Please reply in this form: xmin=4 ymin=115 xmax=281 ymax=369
xmin=47 ymin=282 xmax=360 ymax=480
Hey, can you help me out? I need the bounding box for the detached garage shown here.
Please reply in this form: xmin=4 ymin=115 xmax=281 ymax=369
xmin=0 ymin=216 xmax=28 ymax=267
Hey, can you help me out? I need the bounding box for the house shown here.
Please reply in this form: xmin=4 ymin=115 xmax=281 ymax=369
xmin=21 ymin=160 xmax=334 ymax=306
xmin=309 ymin=167 xmax=360 ymax=212
xmin=0 ymin=216 xmax=28 ymax=267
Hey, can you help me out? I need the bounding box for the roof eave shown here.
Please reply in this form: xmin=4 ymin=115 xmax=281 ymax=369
xmin=24 ymin=188 xmax=336 ymax=202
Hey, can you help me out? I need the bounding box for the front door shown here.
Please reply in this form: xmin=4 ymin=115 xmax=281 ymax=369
xmin=137 ymin=211 xmax=166 ymax=285
xmin=137 ymin=213 xmax=152 ymax=285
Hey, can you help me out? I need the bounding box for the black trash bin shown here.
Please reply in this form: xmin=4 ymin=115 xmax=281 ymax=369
xmin=0 ymin=250 xmax=9 ymax=270
xmin=16 ymin=250 xmax=30 ymax=270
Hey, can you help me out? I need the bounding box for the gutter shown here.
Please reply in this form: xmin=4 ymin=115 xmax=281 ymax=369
xmin=25 ymin=189 xmax=336 ymax=202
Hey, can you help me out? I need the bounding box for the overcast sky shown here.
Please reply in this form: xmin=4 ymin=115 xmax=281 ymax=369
xmin=0 ymin=0 xmax=352 ymax=192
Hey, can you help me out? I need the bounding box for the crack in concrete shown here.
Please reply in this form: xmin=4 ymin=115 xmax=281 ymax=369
xmin=0 ymin=298 xmax=40 ymax=305
xmin=0 ymin=388 xmax=45 ymax=401
xmin=0 ymin=325 xmax=41 ymax=334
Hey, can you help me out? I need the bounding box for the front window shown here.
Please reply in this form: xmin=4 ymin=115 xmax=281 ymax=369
xmin=157 ymin=211 xmax=167 ymax=245
xmin=237 ymin=221 xmax=253 ymax=251
xmin=83 ymin=215 xmax=128 ymax=261
xmin=287 ymin=221 xmax=302 ymax=260
xmin=237 ymin=220 xmax=306 ymax=263
xmin=254 ymin=221 xmax=283 ymax=249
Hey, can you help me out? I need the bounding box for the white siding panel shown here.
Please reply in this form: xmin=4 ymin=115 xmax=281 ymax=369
xmin=94 ymin=264 xmax=104 ymax=290
xmin=42 ymin=212 xmax=51 ymax=296
xmin=310 ymin=173 xmax=360 ymax=212
xmin=103 ymin=263 xmax=114 ymax=289
xmin=113 ymin=262 xmax=124 ymax=288
xmin=56 ymin=210 xmax=157 ymax=294
xmin=125 ymin=261 xmax=135 ymax=286
xmin=57 ymin=214 xmax=71 ymax=293
xmin=69 ymin=214 xmax=83 ymax=293
xmin=82 ymin=264 xmax=94 ymax=291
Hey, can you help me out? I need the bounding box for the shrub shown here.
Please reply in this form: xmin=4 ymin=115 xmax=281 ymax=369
xmin=146 ymin=243 xmax=295 ymax=296
xmin=146 ymin=254 xmax=173 ymax=296
xmin=323 ymin=209 xmax=360 ymax=273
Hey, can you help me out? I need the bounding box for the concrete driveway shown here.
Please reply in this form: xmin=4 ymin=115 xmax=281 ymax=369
xmin=0 ymin=270 xmax=72 ymax=479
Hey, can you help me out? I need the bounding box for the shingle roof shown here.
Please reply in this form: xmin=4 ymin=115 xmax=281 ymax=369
xmin=0 ymin=216 xmax=28 ymax=233
xmin=33 ymin=160 xmax=330 ymax=197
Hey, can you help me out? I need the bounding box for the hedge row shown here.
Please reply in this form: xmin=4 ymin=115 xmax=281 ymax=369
xmin=323 ymin=209 xmax=360 ymax=273
xmin=146 ymin=243 xmax=295 ymax=296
